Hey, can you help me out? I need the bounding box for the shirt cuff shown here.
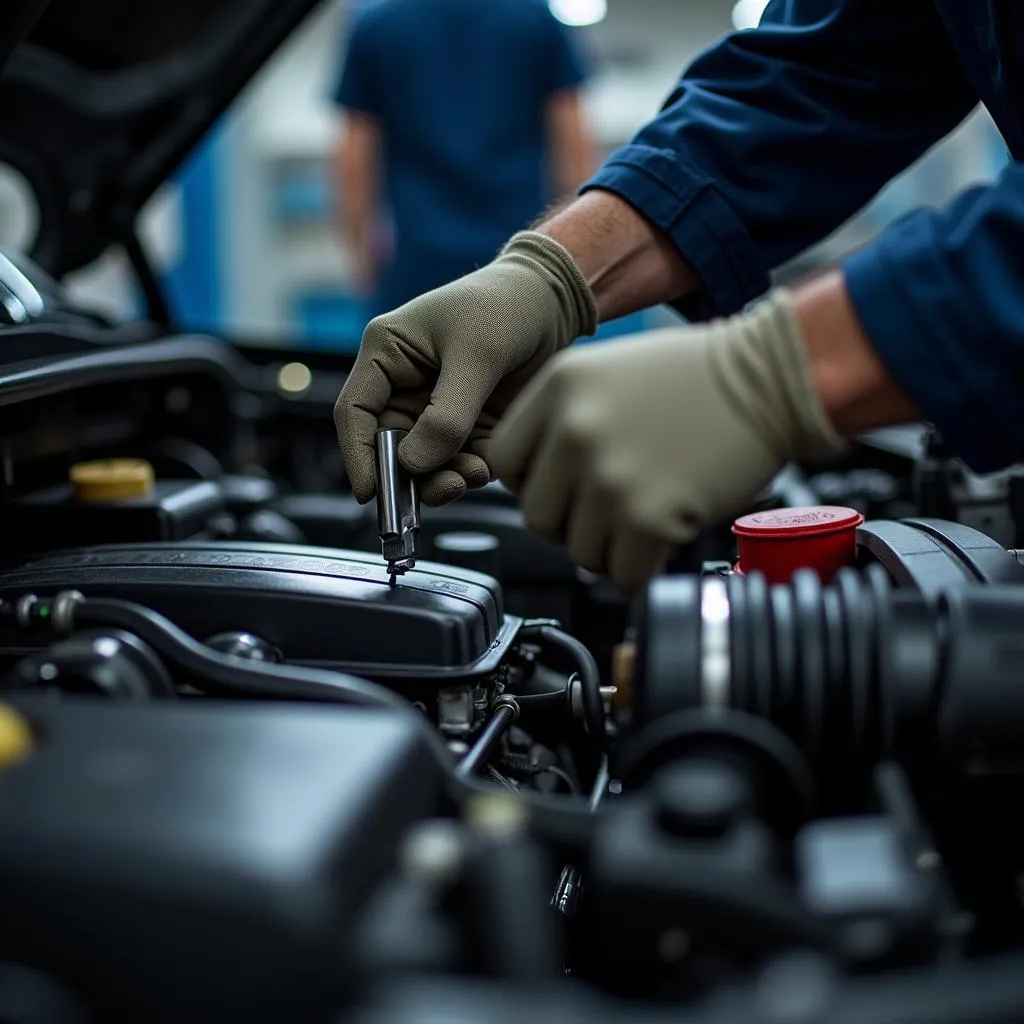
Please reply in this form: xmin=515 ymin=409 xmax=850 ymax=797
xmin=843 ymin=244 xmax=1017 ymax=474
xmin=581 ymin=143 xmax=770 ymax=321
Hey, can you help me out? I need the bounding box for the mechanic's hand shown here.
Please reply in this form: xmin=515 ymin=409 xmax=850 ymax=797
xmin=334 ymin=232 xmax=596 ymax=506
xmin=490 ymin=290 xmax=848 ymax=593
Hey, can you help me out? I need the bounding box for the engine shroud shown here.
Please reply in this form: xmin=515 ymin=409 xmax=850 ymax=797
xmin=0 ymin=696 xmax=444 ymax=1018
xmin=0 ymin=542 xmax=519 ymax=681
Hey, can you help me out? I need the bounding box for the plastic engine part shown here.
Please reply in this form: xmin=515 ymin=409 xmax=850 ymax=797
xmin=0 ymin=696 xmax=444 ymax=1019
xmin=732 ymin=506 xmax=864 ymax=583
xmin=0 ymin=542 xmax=518 ymax=680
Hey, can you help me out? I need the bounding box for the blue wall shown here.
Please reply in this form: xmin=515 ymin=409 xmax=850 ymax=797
xmin=162 ymin=126 xmax=226 ymax=334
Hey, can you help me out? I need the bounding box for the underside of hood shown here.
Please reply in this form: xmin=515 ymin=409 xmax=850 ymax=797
xmin=0 ymin=0 xmax=328 ymax=279
xmin=0 ymin=1 xmax=47 ymax=71
xmin=29 ymin=0 xmax=238 ymax=72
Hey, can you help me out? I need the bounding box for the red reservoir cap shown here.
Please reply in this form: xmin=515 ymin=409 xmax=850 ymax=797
xmin=732 ymin=506 xmax=864 ymax=584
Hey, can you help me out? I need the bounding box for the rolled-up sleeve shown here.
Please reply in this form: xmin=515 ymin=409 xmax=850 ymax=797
xmin=844 ymin=163 xmax=1024 ymax=473
xmin=583 ymin=0 xmax=978 ymax=321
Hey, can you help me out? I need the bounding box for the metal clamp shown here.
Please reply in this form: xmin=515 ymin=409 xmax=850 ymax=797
xmin=700 ymin=577 xmax=731 ymax=710
xmin=491 ymin=695 xmax=521 ymax=723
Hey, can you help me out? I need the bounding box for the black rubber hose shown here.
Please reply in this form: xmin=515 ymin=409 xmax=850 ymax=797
xmin=53 ymin=595 xmax=458 ymax=770
xmin=456 ymin=703 xmax=517 ymax=779
xmin=588 ymin=755 xmax=611 ymax=810
xmin=14 ymin=592 xmax=608 ymax=837
xmin=635 ymin=567 xmax=960 ymax=790
xmin=521 ymin=623 xmax=605 ymax=744
xmin=71 ymin=598 xmax=417 ymax=710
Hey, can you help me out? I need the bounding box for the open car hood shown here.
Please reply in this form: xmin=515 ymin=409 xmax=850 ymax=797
xmin=0 ymin=0 xmax=328 ymax=279
xmin=0 ymin=2 xmax=47 ymax=72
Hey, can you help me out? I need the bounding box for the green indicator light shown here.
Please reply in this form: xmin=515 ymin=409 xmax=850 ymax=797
xmin=38 ymin=606 xmax=49 ymax=617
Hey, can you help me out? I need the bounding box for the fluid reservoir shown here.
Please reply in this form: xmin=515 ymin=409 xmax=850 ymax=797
xmin=732 ymin=505 xmax=864 ymax=583
xmin=70 ymin=459 xmax=155 ymax=502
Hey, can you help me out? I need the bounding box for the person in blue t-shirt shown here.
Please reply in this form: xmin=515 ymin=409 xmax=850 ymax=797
xmin=330 ymin=0 xmax=593 ymax=316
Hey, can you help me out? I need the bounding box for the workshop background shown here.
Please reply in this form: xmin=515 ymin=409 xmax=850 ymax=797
xmin=0 ymin=0 xmax=1010 ymax=349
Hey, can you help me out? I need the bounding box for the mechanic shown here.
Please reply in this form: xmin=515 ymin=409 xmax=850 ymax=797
xmin=336 ymin=1 xmax=1024 ymax=593
xmin=330 ymin=0 xmax=593 ymax=315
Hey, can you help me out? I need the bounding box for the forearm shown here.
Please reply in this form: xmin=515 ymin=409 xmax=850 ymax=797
xmin=332 ymin=126 xmax=378 ymax=259
xmin=792 ymin=269 xmax=920 ymax=435
xmin=552 ymin=146 xmax=595 ymax=204
xmin=537 ymin=190 xmax=698 ymax=321
xmin=535 ymin=190 xmax=917 ymax=436
xmin=336 ymin=160 xmax=374 ymax=251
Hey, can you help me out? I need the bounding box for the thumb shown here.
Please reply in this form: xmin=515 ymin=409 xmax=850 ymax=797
xmin=399 ymin=359 xmax=499 ymax=474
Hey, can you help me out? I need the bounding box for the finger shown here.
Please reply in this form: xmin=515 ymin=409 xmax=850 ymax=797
xmin=518 ymin=434 xmax=579 ymax=543
xmin=335 ymin=347 xmax=399 ymax=502
xmin=450 ymin=452 xmax=491 ymax=491
xmin=400 ymin=360 xmax=498 ymax=475
xmin=380 ymin=408 xmax=416 ymax=432
xmin=565 ymin=481 xmax=614 ymax=575
xmin=608 ymin=529 xmax=675 ymax=596
xmin=419 ymin=468 xmax=468 ymax=507
xmin=467 ymin=433 xmax=491 ymax=468
xmin=489 ymin=374 xmax=553 ymax=493
xmin=417 ymin=454 xmax=488 ymax=506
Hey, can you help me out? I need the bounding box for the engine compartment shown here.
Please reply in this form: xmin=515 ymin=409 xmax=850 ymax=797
xmin=4 ymin=336 xmax=1024 ymax=1023
xmin=1 ymin=543 xmax=513 ymax=677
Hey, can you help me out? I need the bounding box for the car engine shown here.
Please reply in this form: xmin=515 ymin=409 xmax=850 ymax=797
xmin=4 ymin=334 xmax=1024 ymax=1024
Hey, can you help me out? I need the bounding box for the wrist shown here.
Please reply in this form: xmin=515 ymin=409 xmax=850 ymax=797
xmin=792 ymin=271 xmax=920 ymax=435
xmin=537 ymin=190 xmax=698 ymax=321
xmin=724 ymin=290 xmax=847 ymax=462
xmin=500 ymin=231 xmax=598 ymax=342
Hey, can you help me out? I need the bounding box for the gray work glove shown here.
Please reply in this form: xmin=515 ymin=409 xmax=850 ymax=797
xmin=490 ymin=289 xmax=848 ymax=594
xmin=334 ymin=232 xmax=597 ymax=506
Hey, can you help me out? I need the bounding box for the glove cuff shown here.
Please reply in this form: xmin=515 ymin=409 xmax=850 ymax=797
xmin=737 ymin=289 xmax=849 ymax=463
xmin=500 ymin=231 xmax=598 ymax=344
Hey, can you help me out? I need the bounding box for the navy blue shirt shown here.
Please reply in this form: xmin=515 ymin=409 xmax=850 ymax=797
xmin=333 ymin=0 xmax=587 ymax=313
xmin=584 ymin=0 xmax=1024 ymax=474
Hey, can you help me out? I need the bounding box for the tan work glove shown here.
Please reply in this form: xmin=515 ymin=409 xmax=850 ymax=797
xmin=334 ymin=232 xmax=597 ymax=506
xmin=490 ymin=290 xmax=848 ymax=593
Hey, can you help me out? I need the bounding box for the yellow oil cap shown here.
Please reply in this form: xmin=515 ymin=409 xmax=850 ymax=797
xmin=0 ymin=704 xmax=33 ymax=766
xmin=70 ymin=458 xmax=155 ymax=502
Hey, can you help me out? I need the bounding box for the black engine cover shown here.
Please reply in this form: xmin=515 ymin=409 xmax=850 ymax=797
xmin=0 ymin=542 xmax=518 ymax=680
xmin=0 ymin=697 xmax=444 ymax=1020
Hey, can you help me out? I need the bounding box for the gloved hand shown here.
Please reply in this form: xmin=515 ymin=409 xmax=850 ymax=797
xmin=490 ymin=290 xmax=848 ymax=593
xmin=334 ymin=232 xmax=596 ymax=506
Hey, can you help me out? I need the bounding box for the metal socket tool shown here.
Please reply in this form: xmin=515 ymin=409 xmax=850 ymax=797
xmin=374 ymin=428 xmax=421 ymax=583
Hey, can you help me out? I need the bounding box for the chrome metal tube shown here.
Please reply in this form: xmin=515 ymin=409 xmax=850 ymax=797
xmin=374 ymin=428 xmax=421 ymax=578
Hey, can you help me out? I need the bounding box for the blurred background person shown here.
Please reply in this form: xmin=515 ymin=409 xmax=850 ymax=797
xmin=330 ymin=0 xmax=595 ymax=315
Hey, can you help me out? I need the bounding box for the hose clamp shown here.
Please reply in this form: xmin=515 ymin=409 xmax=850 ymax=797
xmin=14 ymin=594 xmax=37 ymax=629
xmin=700 ymin=577 xmax=731 ymax=710
xmin=51 ymin=590 xmax=84 ymax=634
xmin=492 ymin=695 xmax=521 ymax=722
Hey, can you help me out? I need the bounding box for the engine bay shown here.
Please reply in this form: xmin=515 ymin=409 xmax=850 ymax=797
xmin=4 ymin=334 xmax=1024 ymax=1023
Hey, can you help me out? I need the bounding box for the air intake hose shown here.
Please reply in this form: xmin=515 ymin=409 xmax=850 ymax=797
xmin=630 ymin=567 xmax=1024 ymax=793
